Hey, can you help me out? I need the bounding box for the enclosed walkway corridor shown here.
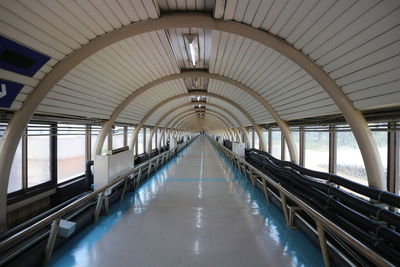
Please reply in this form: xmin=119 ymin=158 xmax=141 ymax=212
xmin=48 ymin=136 xmax=323 ymax=267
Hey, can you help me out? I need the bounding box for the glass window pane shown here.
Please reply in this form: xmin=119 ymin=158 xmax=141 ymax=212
xmin=112 ymin=126 xmax=125 ymax=150
xmin=156 ymin=129 xmax=161 ymax=149
xmin=304 ymin=128 xmax=329 ymax=172
xmin=336 ymin=130 xmax=368 ymax=186
xmin=152 ymin=129 xmax=156 ymax=150
xmin=397 ymin=123 xmax=400 ymax=195
xmin=262 ymin=129 xmax=268 ymax=151
xmin=1 ymin=123 xmax=23 ymax=193
xmin=8 ymin=139 xmax=23 ymax=193
xmin=27 ymin=125 xmax=51 ymax=187
xmin=127 ymin=126 xmax=135 ymax=147
xmin=254 ymin=129 xmax=259 ymax=149
xmin=90 ymin=126 xmax=108 ymax=158
xmin=371 ymin=128 xmax=388 ymax=178
xmin=248 ymin=129 xmax=254 ymax=148
xmin=138 ymin=129 xmax=144 ymax=154
xmin=271 ymin=130 xmax=281 ymax=159
xmin=57 ymin=124 xmax=86 ymax=183
xmin=145 ymin=128 xmax=150 ymax=152
xmin=284 ymin=129 xmax=300 ymax=161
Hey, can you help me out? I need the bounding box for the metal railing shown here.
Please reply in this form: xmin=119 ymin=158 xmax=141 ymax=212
xmin=210 ymin=137 xmax=394 ymax=267
xmin=0 ymin=139 xmax=194 ymax=265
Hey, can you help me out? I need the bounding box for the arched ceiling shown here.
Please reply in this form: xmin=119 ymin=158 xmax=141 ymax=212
xmin=1 ymin=0 xmax=399 ymax=129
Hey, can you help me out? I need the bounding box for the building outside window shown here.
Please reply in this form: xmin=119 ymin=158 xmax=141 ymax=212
xmin=336 ymin=124 xmax=388 ymax=186
xmin=271 ymin=129 xmax=281 ymax=159
xmin=304 ymin=127 xmax=329 ymax=172
xmin=284 ymin=128 xmax=300 ymax=161
xmin=371 ymin=124 xmax=388 ymax=179
xmin=152 ymin=129 xmax=157 ymax=150
xmin=262 ymin=128 xmax=268 ymax=152
xmin=57 ymin=124 xmax=86 ymax=183
xmin=248 ymin=128 xmax=254 ymax=148
xmin=336 ymin=129 xmax=367 ymax=185
xmin=138 ymin=128 xmax=144 ymax=154
xmin=8 ymin=139 xmax=22 ymax=193
xmin=112 ymin=126 xmax=125 ymax=150
xmin=254 ymin=129 xmax=259 ymax=149
xmin=145 ymin=128 xmax=150 ymax=152
xmin=127 ymin=126 xmax=135 ymax=148
xmin=27 ymin=124 xmax=51 ymax=187
xmin=90 ymin=126 xmax=108 ymax=158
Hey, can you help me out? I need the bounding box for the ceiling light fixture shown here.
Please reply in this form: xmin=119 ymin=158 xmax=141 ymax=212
xmin=184 ymin=34 xmax=199 ymax=67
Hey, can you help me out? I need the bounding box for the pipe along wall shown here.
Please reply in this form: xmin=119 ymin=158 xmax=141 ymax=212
xmin=243 ymin=148 xmax=400 ymax=265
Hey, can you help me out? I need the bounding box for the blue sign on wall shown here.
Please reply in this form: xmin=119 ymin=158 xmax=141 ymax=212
xmin=0 ymin=35 xmax=50 ymax=77
xmin=0 ymin=79 xmax=24 ymax=108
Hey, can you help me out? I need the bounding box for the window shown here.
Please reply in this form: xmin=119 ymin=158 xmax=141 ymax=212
xmin=254 ymin=129 xmax=260 ymax=149
xmin=336 ymin=130 xmax=367 ymax=185
xmin=284 ymin=129 xmax=300 ymax=161
xmin=57 ymin=124 xmax=86 ymax=183
xmin=90 ymin=126 xmax=108 ymax=158
xmin=156 ymin=129 xmax=161 ymax=149
xmin=145 ymin=128 xmax=150 ymax=152
xmin=162 ymin=129 xmax=166 ymax=147
xmin=27 ymin=124 xmax=51 ymax=187
xmin=127 ymin=126 xmax=135 ymax=148
xmin=112 ymin=126 xmax=125 ymax=150
xmin=271 ymin=129 xmax=281 ymax=159
xmin=304 ymin=127 xmax=329 ymax=172
xmin=152 ymin=129 xmax=157 ymax=150
xmin=262 ymin=128 xmax=268 ymax=151
xmin=371 ymin=124 xmax=388 ymax=178
xmin=8 ymin=139 xmax=23 ymax=193
xmin=1 ymin=123 xmax=23 ymax=193
xmin=137 ymin=128 xmax=144 ymax=155
xmin=248 ymin=128 xmax=254 ymax=148
xmin=397 ymin=122 xmax=400 ymax=195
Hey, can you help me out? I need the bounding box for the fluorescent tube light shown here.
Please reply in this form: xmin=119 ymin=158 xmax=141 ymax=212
xmin=184 ymin=35 xmax=199 ymax=67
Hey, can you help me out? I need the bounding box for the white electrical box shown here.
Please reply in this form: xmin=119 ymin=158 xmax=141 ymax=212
xmin=170 ymin=138 xmax=177 ymax=149
xmin=232 ymin=142 xmax=245 ymax=157
xmin=58 ymin=219 xmax=76 ymax=238
xmin=94 ymin=149 xmax=134 ymax=195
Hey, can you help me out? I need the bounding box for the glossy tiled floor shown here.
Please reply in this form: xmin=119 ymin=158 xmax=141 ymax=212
xmin=49 ymin=136 xmax=324 ymax=267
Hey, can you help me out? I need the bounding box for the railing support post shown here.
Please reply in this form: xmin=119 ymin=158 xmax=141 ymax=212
xmin=248 ymin=169 xmax=255 ymax=186
xmin=120 ymin=176 xmax=129 ymax=202
xmin=94 ymin=192 xmax=105 ymax=224
xmin=44 ymin=217 xmax=60 ymax=265
xmin=262 ymin=178 xmax=271 ymax=202
xmin=135 ymin=168 xmax=143 ymax=189
xmin=316 ymin=220 xmax=331 ymax=267
xmin=279 ymin=190 xmax=290 ymax=225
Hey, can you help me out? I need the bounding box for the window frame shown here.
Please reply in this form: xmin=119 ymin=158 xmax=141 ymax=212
xmin=7 ymin=123 xmax=56 ymax=204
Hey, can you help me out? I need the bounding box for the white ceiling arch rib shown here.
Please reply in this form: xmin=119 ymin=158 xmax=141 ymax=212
xmin=87 ymin=69 xmax=297 ymax=163
xmin=127 ymin=91 xmax=265 ymax=149
xmin=152 ymin=102 xmax=239 ymax=129
xmin=157 ymin=103 xmax=246 ymax=147
xmin=178 ymin=115 xmax=225 ymax=130
xmin=0 ymin=3 xmax=398 ymax=229
xmin=176 ymin=113 xmax=230 ymax=130
xmin=169 ymin=109 xmax=234 ymax=130
xmin=145 ymin=104 xmax=240 ymax=152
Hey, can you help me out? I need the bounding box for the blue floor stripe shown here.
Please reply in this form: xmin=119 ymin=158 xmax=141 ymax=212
xmin=211 ymin=141 xmax=324 ymax=267
xmin=166 ymin=177 xmax=230 ymax=181
xmin=49 ymin=138 xmax=324 ymax=267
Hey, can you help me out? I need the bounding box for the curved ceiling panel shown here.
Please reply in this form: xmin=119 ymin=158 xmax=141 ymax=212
xmin=208 ymin=98 xmax=249 ymax=126
xmin=118 ymin=79 xmax=187 ymax=123
xmin=207 ymin=79 xmax=272 ymax=124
